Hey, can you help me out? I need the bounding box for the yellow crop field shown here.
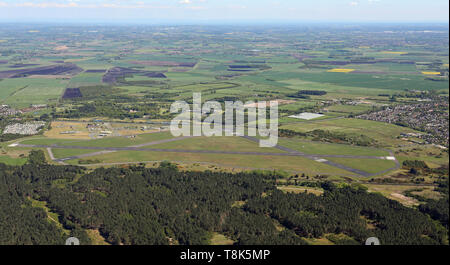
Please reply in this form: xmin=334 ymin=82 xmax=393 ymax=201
xmin=422 ymin=71 xmax=441 ymax=75
xmin=327 ymin=69 xmax=355 ymax=73
xmin=381 ymin=51 xmax=408 ymax=55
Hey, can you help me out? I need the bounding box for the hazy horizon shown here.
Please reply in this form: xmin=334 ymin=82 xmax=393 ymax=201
xmin=0 ymin=0 xmax=448 ymax=24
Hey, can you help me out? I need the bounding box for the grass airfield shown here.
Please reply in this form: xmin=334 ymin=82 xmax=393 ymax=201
xmin=8 ymin=125 xmax=406 ymax=178
xmin=3 ymin=113 xmax=447 ymax=183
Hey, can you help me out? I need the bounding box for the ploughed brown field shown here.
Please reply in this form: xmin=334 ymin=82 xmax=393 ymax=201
xmin=129 ymin=60 xmax=197 ymax=67
xmin=0 ymin=63 xmax=83 ymax=78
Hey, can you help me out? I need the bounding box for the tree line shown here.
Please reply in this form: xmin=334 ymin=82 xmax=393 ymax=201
xmin=0 ymin=151 xmax=448 ymax=245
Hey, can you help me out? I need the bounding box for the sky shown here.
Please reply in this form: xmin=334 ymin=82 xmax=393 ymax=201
xmin=0 ymin=0 xmax=448 ymax=24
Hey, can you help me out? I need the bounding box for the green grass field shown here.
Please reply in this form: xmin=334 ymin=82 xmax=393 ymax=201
xmin=21 ymin=131 xmax=175 ymax=148
xmin=149 ymin=136 xmax=285 ymax=153
xmin=326 ymin=157 xmax=397 ymax=174
xmin=51 ymin=148 xmax=101 ymax=159
xmin=209 ymin=233 xmax=235 ymax=245
xmin=277 ymin=138 xmax=389 ymax=156
xmin=325 ymin=104 xmax=374 ymax=114
xmin=0 ymin=155 xmax=27 ymax=165
xmin=66 ymin=150 xmax=357 ymax=176
xmin=290 ymin=71 xmax=448 ymax=91
xmin=20 ymin=138 xmax=83 ymax=146
xmin=0 ymin=78 xmax=69 ymax=107
xmin=281 ymin=118 xmax=421 ymax=146
xmin=68 ymin=72 xmax=103 ymax=87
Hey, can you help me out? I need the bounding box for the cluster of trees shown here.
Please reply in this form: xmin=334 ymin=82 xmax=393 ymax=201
xmin=404 ymin=178 xmax=449 ymax=230
xmin=0 ymin=173 xmax=66 ymax=244
xmin=78 ymin=86 xmax=121 ymax=99
xmin=54 ymin=101 xmax=166 ymax=120
xmin=0 ymin=133 xmax=23 ymax=143
xmin=244 ymin=183 xmax=448 ymax=245
xmin=403 ymin=160 xmax=430 ymax=175
xmin=298 ymin=90 xmax=327 ymax=96
xmin=403 ymin=160 xmax=429 ymax=169
xmin=0 ymin=161 xmax=85 ymax=244
xmin=0 ymin=159 xmax=281 ymax=245
xmin=378 ymin=91 xmax=438 ymax=99
xmin=309 ymin=130 xmax=377 ymax=146
xmin=287 ymin=90 xmax=327 ymax=99
xmin=27 ymin=150 xmax=46 ymax=165
xmin=56 ymin=84 xmax=173 ymax=120
xmin=78 ymin=159 xmax=102 ymax=165
xmin=402 ymin=161 xmax=450 ymax=179
xmin=0 ymin=154 xmax=448 ymax=245
xmin=279 ymin=129 xmax=307 ymax=138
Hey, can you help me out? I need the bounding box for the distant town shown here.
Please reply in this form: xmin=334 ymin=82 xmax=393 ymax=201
xmin=358 ymin=99 xmax=449 ymax=147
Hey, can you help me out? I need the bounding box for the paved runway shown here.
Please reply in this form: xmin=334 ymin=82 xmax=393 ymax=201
xmin=17 ymin=135 xmax=400 ymax=177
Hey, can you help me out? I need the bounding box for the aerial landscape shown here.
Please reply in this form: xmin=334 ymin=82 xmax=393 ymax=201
xmin=0 ymin=0 xmax=448 ymax=250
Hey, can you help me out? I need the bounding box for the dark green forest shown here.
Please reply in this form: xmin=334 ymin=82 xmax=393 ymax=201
xmin=0 ymin=151 xmax=448 ymax=245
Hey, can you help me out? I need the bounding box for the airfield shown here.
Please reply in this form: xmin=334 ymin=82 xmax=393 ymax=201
xmin=13 ymin=136 xmax=396 ymax=178
xmin=3 ymin=111 xmax=447 ymax=181
xmin=4 ymin=116 xmax=426 ymax=179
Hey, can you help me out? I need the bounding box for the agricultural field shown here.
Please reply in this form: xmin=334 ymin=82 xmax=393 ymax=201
xmin=0 ymin=78 xmax=69 ymax=107
xmin=0 ymin=24 xmax=448 ymax=210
